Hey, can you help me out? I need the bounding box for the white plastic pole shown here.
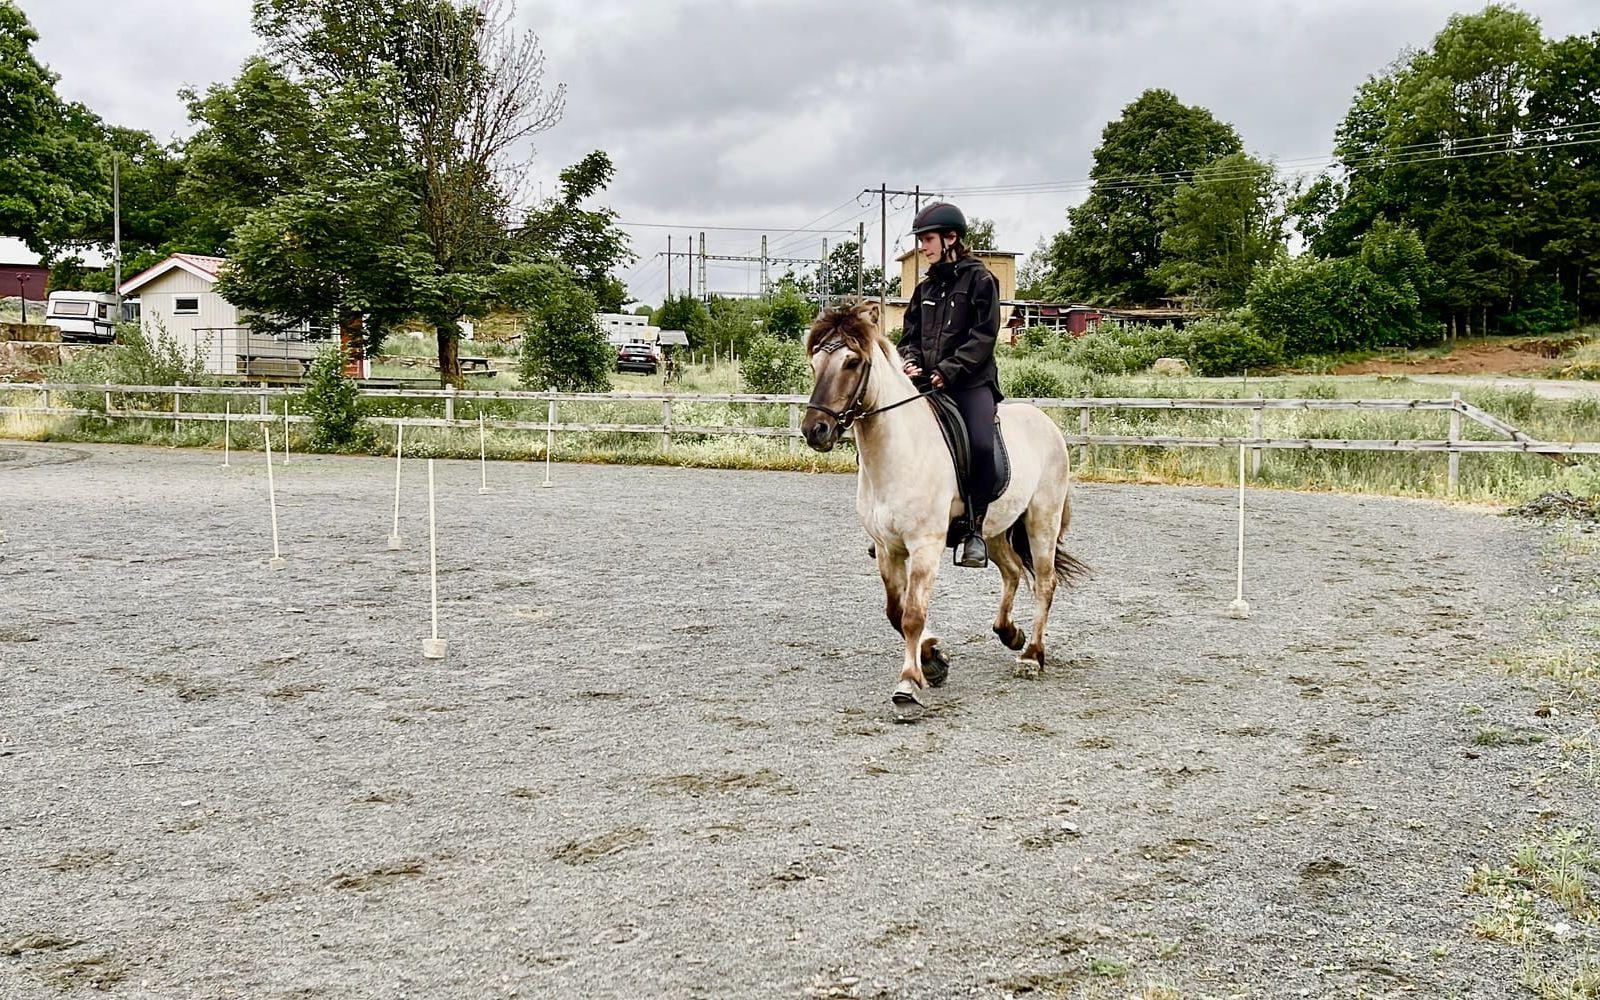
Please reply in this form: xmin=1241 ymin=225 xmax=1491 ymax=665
xmin=1228 ymin=443 xmax=1249 ymax=619
xmin=265 ymin=427 xmax=285 ymax=570
xmin=478 ymin=411 xmax=490 ymax=494
xmin=282 ymin=401 xmax=290 ymax=465
xmin=221 ymin=400 xmax=231 ymax=467
xmin=542 ymin=391 xmax=554 ymax=489
xmin=422 ymin=459 xmax=446 ymax=658
xmin=388 ymin=423 xmax=406 ymax=550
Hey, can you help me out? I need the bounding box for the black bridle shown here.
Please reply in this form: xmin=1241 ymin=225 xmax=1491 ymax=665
xmin=805 ymin=339 xmax=937 ymax=433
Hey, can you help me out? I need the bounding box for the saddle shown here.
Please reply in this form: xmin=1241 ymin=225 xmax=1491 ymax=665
xmin=925 ymin=392 xmax=1011 ymax=547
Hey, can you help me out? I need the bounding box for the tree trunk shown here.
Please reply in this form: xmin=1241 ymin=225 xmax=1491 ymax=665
xmin=339 ymin=312 xmax=366 ymax=379
xmin=436 ymin=320 xmax=463 ymax=388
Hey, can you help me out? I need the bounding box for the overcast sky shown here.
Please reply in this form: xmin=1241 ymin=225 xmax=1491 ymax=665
xmin=21 ymin=0 xmax=1598 ymax=305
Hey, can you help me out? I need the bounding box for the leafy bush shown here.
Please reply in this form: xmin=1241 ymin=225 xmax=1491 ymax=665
xmin=1184 ymin=312 xmax=1283 ymax=376
xmin=762 ymin=284 xmax=815 ymax=340
xmin=740 ymin=335 xmax=811 ymax=394
xmin=58 ymin=318 xmax=210 ymax=410
xmin=1247 ymin=222 xmax=1440 ymax=356
xmin=1061 ymin=321 xmax=1191 ymax=374
xmin=298 ymin=347 xmax=374 ymax=451
xmin=513 ymin=268 xmax=613 ymax=392
xmin=1005 ymin=362 xmax=1068 ymax=398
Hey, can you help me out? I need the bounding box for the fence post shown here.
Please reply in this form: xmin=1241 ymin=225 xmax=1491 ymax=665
xmin=104 ymin=380 xmax=112 ymax=416
xmin=1250 ymin=402 xmax=1263 ymax=479
xmin=173 ymin=381 xmax=181 ymax=435
xmin=1448 ymin=390 xmax=1461 ymax=495
xmin=788 ymin=402 xmax=800 ymax=453
xmin=41 ymin=386 xmax=50 ymax=411
xmin=1078 ymin=406 xmax=1090 ymax=469
xmin=662 ymin=399 xmax=673 ymax=452
xmin=444 ymin=384 xmax=456 ymax=423
xmin=258 ymin=382 xmax=268 ymax=423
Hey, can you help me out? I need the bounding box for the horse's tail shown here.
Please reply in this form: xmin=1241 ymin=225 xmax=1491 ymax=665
xmin=1005 ymin=498 xmax=1090 ymax=589
xmin=1053 ymin=490 xmax=1090 ymax=586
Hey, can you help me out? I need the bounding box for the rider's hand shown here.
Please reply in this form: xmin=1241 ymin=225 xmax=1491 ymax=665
xmin=903 ymin=361 xmax=922 ymax=378
xmin=930 ymin=371 xmax=945 ymax=389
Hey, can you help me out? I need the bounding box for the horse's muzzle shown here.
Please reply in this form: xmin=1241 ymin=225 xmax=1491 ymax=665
xmin=802 ymin=415 xmax=837 ymax=452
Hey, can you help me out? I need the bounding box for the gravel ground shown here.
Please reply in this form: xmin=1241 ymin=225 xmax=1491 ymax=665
xmin=0 ymin=441 xmax=1572 ymax=998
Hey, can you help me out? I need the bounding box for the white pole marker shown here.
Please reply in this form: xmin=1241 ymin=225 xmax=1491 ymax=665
xmin=1228 ymin=442 xmax=1250 ymax=619
xmin=541 ymin=391 xmax=554 ymax=489
xmin=265 ymin=426 xmax=285 ymax=571
xmin=422 ymin=458 xmax=447 ymax=659
xmin=222 ymin=400 xmax=231 ymax=467
xmin=282 ymin=401 xmax=290 ymax=465
xmin=388 ymin=423 xmax=406 ymax=550
xmin=478 ymin=411 xmax=491 ymax=494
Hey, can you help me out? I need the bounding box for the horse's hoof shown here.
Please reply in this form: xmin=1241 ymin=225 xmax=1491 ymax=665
xmin=891 ymin=680 xmax=926 ymax=722
xmin=993 ymin=622 xmax=1025 ymax=651
xmin=1014 ymin=648 xmax=1045 ymax=679
xmin=922 ymin=644 xmax=950 ymax=688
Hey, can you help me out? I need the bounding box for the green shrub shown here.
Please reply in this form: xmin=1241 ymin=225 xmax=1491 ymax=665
xmin=740 ymin=335 xmax=812 ymax=394
xmin=1503 ymin=281 xmax=1578 ymax=336
xmin=1184 ymin=312 xmax=1283 ymax=376
xmin=516 ymin=273 xmax=613 ymax=393
xmin=1062 ymin=321 xmax=1191 ymax=374
xmin=1005 ymin=362 xmax=1068 ymax=398
xmin=299 ymin=347 xmax=374 ymax=451
xmin=57 ymin=318 xmax=210 ymax=410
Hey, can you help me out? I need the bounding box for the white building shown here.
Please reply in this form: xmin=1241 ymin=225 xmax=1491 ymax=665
xmin=119 ymin=254 xmax=350 ymax=377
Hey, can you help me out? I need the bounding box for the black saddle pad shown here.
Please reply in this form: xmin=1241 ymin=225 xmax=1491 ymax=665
xmin=926 ymin=392 xmax=1011 ymax=517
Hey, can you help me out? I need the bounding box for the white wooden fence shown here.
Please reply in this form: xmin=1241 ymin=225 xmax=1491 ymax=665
xmin=3 ymin=381 xmax=1597 ymax=493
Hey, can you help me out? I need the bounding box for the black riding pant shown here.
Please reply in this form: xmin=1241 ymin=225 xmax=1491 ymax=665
xmin=949 ymin=385 xmax=998 ymax=522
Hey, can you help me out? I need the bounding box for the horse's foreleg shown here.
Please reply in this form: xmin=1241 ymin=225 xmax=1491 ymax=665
xmin=877 ymin=547 xmax=907 ymax=635
xmin=990 ymin=535 xmax=1026 ymax=651
xmin=892 ymin=542 xmax=942 ymax=717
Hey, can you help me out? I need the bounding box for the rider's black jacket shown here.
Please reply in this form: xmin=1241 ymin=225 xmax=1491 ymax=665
xmin=898 ymin=255 xmax=1002 ymax=399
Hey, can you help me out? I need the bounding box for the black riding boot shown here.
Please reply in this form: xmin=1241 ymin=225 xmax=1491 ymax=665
xmin=955 ymin=513 xmax=988 ymax=568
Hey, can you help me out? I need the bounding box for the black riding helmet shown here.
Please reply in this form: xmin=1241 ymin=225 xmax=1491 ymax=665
xmin=910 ymin=202 xmax=967 ymax=238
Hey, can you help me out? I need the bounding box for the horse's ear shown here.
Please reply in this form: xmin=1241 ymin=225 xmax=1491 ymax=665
xmin=855 ymin=300 xmax=881 ymax=329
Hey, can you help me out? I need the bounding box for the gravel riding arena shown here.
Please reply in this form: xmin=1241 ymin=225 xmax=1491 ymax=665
xmin=0 ymin=441 xmax=1574 ymax=998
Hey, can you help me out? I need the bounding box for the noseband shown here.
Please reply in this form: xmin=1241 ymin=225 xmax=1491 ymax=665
xmin=806 ymin=338 xmax=936 ymax=433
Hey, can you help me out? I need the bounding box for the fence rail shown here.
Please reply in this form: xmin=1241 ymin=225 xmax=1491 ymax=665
xmin=3 ymin=382 xmax=1597 ymax=492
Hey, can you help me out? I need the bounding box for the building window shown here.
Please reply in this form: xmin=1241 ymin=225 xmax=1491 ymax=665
xmin=173 ymin=296 xmax=199 ymax=315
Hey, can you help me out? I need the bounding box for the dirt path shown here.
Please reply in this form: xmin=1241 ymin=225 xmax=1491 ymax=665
xmin=0 ymin=442 xmax=1570 ymax=998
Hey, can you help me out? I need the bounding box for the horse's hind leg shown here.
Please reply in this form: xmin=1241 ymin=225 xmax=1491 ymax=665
xmin=990 ymin=533 xmax=1026 ymax=651
xmin=1017 ymin=505 xmax=1061 ymax=676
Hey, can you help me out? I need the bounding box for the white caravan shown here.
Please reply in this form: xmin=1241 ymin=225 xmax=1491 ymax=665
xmin=45 ymin=291 xmax=119 ymax=342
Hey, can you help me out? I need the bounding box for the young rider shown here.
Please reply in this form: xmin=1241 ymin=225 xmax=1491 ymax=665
xmin=897 ymin=202 xmax=1002 ymax=569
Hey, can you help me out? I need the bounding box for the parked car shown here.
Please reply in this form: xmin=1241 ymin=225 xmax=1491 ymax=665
xmin=616 ymin=342 xmax=659 ymax=374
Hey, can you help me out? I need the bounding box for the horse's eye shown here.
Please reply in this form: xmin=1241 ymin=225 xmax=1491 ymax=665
xmin=843 ymin=357 xmax=861 ymax=370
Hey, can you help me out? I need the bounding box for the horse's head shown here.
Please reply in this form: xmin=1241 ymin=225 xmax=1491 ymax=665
xmin=801 ymin=301 xmax=883 ymax=451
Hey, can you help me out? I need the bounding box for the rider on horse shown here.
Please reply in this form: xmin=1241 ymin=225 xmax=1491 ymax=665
xmin=898 ymin=202 xmax=1002 ymax=569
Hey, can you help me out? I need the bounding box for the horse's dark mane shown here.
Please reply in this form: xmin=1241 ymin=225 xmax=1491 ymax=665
xmin=806 ymin=303 xmax=887 ymax=358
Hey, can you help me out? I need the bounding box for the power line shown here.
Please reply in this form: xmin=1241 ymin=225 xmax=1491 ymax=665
xmin=616 ymin=221 xmax=855 ymax=234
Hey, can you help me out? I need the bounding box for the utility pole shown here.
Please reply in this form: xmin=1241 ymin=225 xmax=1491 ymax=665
xmin=698 ymin=231 xmax=707 ymax=301
xmin=666 ymin=235 xmax=672 ymax=299
xmin=820 ymin=238 xmax=828 ymax=309
xmin=760 ymin=235 xmax=768 ymax=296
xmin=878 ymin=182 xmax=886 ymax=331
xmin=856 ymin=221 xmax=864 ymax=299
xmin=112 ymin=152 xmax=122 ymax=315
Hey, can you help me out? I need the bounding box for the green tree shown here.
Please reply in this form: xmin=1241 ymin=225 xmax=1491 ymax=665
xmin=1152 ymin=152 xmax=1285 ymax=308
xmin=1529 ymin=30 xmax=1600 ymax=321
xmin=517 ymin=151 xmax=634 ymax=312
xmin=652 ymin=294 xmax=710 ymax=345
xmin=298 ymin=347 xmax=374 ymax=450
xmin=1302 ymin=5 xmax=1550 ymax=333
xmin=762 ymin=282 xmax=814 ymax=339
xmin=704 ymin=296 xmax=762 ymax=356
xmin=0 ymin=2 xmax=108 ymax=257
xmin=813 ymin=239 xmax=896 ymax=300
xmin=1042 ymin=88 xmax=1242 ymax=305
xmin=252 ymin=0 xmax=566 ymax=383
xmin=966 ymin=216 xmax=998 ymax=251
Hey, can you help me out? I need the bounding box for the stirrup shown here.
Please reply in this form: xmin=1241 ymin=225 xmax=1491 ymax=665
xmin=955 ymin=532 xmax=988 ymax=569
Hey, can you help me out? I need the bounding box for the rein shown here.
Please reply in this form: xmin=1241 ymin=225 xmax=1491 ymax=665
xmin=806 ymin=339 xmax=937 ymax=432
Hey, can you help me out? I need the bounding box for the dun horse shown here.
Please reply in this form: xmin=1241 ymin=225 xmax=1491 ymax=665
xmin=802 ymin=301 xmax=1087 ymax=719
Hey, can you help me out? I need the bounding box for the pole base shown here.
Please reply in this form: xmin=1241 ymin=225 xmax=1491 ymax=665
xmin=1227 ymin=598 xmax=1250 ymax=620
xmin=387 ymin=534 xmax=406 ymax=551
xmin=422 ymin=637 xmax=447 ymax=659
xmin=478 ymin=486 xmax=492 ymax=495
xmin=269 ymin=556 xmax=286 ymax=571
xmin=0 ymin=529 xmax=7 ymax=543
xmin=540 ymin=479 xmax=553 ymax=489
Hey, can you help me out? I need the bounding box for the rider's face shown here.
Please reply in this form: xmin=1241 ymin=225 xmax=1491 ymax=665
xmin=917 ymin=231 xmax=948 ymax=264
